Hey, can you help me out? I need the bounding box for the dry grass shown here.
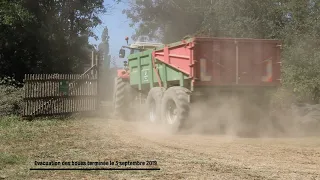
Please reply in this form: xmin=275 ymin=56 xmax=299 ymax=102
xmin=0 ymin=116 xmax=160 ymax=180
xmin=1 ymin=116 xmax=320 ymax=180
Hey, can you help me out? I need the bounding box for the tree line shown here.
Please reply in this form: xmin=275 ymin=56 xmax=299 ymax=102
xmin=0 ymin=0 xmax=115 ymax=84
xmin=1 ymin=0 xmax=319 ymax=103
xmin=122 ymin=0 xmax=320 ymax=103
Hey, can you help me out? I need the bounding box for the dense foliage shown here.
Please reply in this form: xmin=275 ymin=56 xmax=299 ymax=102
xmin=0 ymin=77 xmax=23 ymax=116
xmin=98 ymin=27 xmax=111 ymax=69
xmin=122 ymin=0 xmax=320 ymax=103
xmin=0 ymin=0 xmax=116 ymax=115
xmin=0 ymin=0 xmax=113 ymax=82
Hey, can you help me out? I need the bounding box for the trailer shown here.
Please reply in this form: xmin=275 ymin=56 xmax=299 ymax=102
xmin=114 ymin=36 xmax=282 ymax=134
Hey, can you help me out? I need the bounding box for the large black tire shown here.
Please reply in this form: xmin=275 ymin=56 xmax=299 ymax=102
xmin=161 ymin=87 xmax=191 ymax=133
xmin=146 ymin=87 xmax=165 ymax=123
xmin=113 ymin=77 xmax=132 ymax=120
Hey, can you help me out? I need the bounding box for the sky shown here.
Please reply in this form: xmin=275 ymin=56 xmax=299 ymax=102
xmin=89 ymin=1 xmax=135 ymax=67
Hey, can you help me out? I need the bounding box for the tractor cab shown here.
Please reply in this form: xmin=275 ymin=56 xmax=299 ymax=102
xmin=119 ymin=36 xmax=163 ymax=58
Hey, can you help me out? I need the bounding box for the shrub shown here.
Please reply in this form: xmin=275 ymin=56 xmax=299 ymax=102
xmin=282 ymin=34 xmax=320 ymax=104
xmin=270 ymin=87 xmax=297 ymax=112
xmin=0 ymin=77 xmax=23 ymax=116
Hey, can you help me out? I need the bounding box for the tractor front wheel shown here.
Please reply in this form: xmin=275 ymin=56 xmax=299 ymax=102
xmin=113 ymin=77 xmax=132 ymax=120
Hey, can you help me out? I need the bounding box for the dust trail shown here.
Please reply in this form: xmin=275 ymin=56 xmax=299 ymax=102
xmin=98 ymin=78 xmax=320 ymax=139
xmin=180 ymin=93 xmax=320 ymax=138
xmin=116 ymin=95 xmax=320 ymax=139
xmin=81 ymin=117 xmax=320 ymax=180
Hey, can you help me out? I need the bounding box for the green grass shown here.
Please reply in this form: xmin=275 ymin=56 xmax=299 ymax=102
xmin=0 ymin=115 xmax=166 ymax=179
xmin=0 ymin=116 xmax=150 ymax=179
xmin=0 ymin=153 xmax=26 ymax=167
xmin=0 ymin=116 xmax=83 ymax=179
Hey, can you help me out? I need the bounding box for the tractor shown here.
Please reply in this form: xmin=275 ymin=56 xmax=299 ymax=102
xmin=113 ymin=36 xmax=282 ymax=135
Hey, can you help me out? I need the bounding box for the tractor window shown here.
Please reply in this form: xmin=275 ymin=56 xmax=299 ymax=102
xmin=130 ymin=49 xmax=143 ymax=54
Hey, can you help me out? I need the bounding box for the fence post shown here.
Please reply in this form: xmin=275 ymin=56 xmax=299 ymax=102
xmin=95 ymin=51 xmax=100 ymax=111
xmin=91 ymin=51 xmax=95 ymax=76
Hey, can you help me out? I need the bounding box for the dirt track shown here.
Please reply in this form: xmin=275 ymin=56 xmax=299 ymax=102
xmin=89 ymin=118 xmax=320 ymax=180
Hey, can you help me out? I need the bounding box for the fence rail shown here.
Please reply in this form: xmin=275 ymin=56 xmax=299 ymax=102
xmin=22 ymin=72 xmax=99 ymax=118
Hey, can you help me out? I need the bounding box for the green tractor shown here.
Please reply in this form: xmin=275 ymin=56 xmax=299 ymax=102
xmin=113 ymin=36 xmax=163 ymax=120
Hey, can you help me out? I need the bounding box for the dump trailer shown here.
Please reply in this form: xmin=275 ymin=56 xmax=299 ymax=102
xmin=114 ymin=37 xmax=282 ymax=134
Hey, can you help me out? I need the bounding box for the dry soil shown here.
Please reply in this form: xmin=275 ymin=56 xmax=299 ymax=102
xmin=86 ymin=118 xmax=320 ymax=180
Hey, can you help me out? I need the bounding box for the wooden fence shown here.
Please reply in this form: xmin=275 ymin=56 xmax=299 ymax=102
xmin=22 ymin=67 xmax=99 ymax=118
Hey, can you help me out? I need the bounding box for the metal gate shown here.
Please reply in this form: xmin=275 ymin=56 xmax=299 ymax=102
xmin=22 ymin=66 xmax=99 ymax=118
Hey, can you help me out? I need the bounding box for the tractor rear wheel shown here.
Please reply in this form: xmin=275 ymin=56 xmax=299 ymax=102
xmin=161 ymin=87 xmax=190 ymax=133
xmin=146 ymin=87 xmax=164 ymax=123
xmin=113 ymin=77 xmax=132 ymax=120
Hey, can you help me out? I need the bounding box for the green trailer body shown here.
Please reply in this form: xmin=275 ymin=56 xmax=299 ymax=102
xmin=128 ymin=49 xmax=189 ymax=91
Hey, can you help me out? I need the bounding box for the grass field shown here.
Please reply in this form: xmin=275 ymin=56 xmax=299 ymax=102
xmin=0 ymin=116 xmax=160 ymax=180
xmin=1 ymin=116 xmax=320 ymax=180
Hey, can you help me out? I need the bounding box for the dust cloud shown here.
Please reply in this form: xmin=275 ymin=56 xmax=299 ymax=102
xmin=183 ymin=94 xmax=320 ymax=138
xmin=123 ymin=91 xmax=320 ymax=139
xmin=97 ymin=68 xmax=319 ymax=139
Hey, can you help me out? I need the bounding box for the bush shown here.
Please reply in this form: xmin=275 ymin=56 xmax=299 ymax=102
xmin=270 ymin=87 xmax=297 ymax=112
xmin=282 ymin=34 xmax=320 ymax=104
xmin=0 ymin=77 xmax=23 ymax=116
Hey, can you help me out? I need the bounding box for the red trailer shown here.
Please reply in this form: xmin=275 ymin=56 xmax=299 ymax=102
xmin=153 ymin=37 xmax=281 ymax=89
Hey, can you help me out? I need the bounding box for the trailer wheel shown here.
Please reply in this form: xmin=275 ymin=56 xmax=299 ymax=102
xmin=161 ymin=87 xmax=190 ymax=133
xmin=113 ymin=77 xmax=131 ymax=120
xmin=146 ymin=87 xmax=164 ymax=123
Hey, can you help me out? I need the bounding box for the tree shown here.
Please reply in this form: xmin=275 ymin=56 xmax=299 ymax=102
xmin=97 ymin=26 xmax=112 ymax=101
xmin=123 ymin=0 xmax=320 ymax=102
xmin=0 ymin=0 xmax=110 ymax=82
xmin=98 ymin=26 xmax=111 ymax=69
xmin=122 ymin=0 xmax=290 ymax=42
xmin=123 ymin=0 xmax=203 ymax=43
